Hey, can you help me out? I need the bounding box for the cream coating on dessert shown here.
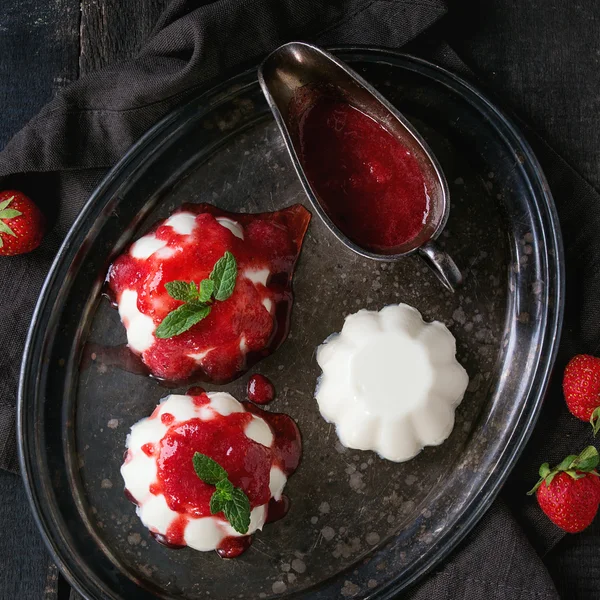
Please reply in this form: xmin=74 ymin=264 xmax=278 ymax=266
xmin=315 ymin=304 xmax=469 ymax=462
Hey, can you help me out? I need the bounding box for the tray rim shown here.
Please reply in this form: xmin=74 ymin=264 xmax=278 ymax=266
xmin=18 ymin=47 xmax=565 ymax=600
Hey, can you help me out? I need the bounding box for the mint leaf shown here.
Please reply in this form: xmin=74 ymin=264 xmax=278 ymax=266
xmin=155 ymin=302 xmax=211 ymax=338
xmin=210 ymin=492 xmax=227 ymax=514
xmin=215 ymin=478 xmax=234 ymax=501
xmin=209 ymin=480 xmax=235 ymax=514
xmin=191 ymin=453 xmax=251 ymax=534
xmin=210 ymin=251 xmax=237 ymax=301
xmin=192 ymin=452 xmax=228 ymax=485
xmin=165 ymin=280 xmax=198 ymax=302
xmin=198 ymin=278 xmax=215 ymax=302
xmin=223 ymin=487 xmax=251 ymax=534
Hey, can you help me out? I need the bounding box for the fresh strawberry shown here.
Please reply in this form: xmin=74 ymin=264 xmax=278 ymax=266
xmin=528 ymin=446 xmax=600 ymax=533
xmin=563 ymin=354 xmax=600 ymax=436
xmin=0 ymin=190 xmax=46 ymax=256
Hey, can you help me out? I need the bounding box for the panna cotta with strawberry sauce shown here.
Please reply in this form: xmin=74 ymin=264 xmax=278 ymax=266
xmin=315 ymin=304 xmax=468 ymax=462
xmin=121 ymin=391 xmax=301 ymax=557
xmin=107 ymin=203 xmax=310 ymax=383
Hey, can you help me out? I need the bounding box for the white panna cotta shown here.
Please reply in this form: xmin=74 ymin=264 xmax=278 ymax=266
xmin=315 ymin=304 xmax=469 ymax=462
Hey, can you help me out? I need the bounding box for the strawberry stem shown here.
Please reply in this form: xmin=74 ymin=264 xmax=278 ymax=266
xmin=527 ymin=446 xmax=599 ymax=495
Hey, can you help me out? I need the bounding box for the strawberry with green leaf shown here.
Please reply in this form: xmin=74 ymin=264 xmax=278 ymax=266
xmin=0 ymin=190 xmax=46 ymax=256
xmin=527 ymin=446 xmax=600 ymax=533
xmin=563 ymin=354 xmax=600 ymax=436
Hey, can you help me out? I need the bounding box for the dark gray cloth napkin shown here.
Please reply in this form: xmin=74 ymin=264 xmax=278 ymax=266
xmin=1 ymin=1 xmax=598 ymax=598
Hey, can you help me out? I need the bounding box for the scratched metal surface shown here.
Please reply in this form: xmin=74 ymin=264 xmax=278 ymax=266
xmin=20 ymin=52 xmax=561 ymax=600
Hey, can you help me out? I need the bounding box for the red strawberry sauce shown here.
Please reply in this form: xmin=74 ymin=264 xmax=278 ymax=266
xmin=127 ymin=392 xmax=301 ymax=557
xmin=298 ymin=98 xmax=429 ymax=251
xmin=247 ymin=374 xmax=275 ymax=405
xmin=107 ymin=204 xmax=310 ymax=383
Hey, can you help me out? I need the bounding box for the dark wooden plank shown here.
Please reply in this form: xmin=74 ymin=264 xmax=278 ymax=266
xmin=79 ymin=0 xmax=169 ymax=74
xmin=0 ymin=0 xmax=80 ymax=593
xmin=0 ymin=0 xmax=80 ymax=148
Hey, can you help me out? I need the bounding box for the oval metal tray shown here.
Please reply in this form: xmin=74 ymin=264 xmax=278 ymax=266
xmin=19 ymin=49 xmax=563 ymax=600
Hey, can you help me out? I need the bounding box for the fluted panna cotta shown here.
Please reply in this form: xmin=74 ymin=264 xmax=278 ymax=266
xmin=121 ymin=391 xmax=301 ymax=557
xmin=315 ymin=304 xmax=469 ymax=462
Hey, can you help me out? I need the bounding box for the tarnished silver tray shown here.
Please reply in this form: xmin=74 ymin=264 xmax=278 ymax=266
xmin=19 ymin=49 xmax=563 ymax=599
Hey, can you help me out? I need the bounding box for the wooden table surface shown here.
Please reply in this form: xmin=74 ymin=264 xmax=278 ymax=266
xmin=0 ymin=0 xmax=169 ymax=149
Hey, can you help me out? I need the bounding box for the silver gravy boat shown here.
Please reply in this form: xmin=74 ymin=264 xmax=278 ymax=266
xmin=258 ymin=42 xmax=462 ymax=292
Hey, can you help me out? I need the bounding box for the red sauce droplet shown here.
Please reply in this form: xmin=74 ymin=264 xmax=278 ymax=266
xmin=161 ymin=413 xmax=175 ymax=425
xmin=107 ymin=204 xmax=310 ymax=383
xmin=217 ymin=535 xmax=253 ymax=558
xmin=149 ymin=482 xmax=161 ymax=496
xmin=266 ymin=495 xmax=291 ymax=524
xmin=187 ymin=386 xmax=206 ymax=397
xmin=247 ymin=374 xmax=275 ymax=404
xmin=141 ymin=443 xmax=155 ymax=456
xmin=191 ymin=392 xmax=210 ymax=406
xmin=298 ymin=98 xmax=429 ymax=251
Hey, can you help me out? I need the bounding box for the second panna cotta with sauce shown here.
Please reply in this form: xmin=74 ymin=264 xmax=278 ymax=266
xmin=315 ymin=304 xmax=469 ymax=462
xmin=121 ymin=391 xmax=301 ymax=557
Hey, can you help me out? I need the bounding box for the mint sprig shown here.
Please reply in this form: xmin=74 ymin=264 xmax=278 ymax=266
xmin=192 ymin=452 xmax=251 ymax=534
xmin=155 ymin=251 xmax=237 ymax=339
